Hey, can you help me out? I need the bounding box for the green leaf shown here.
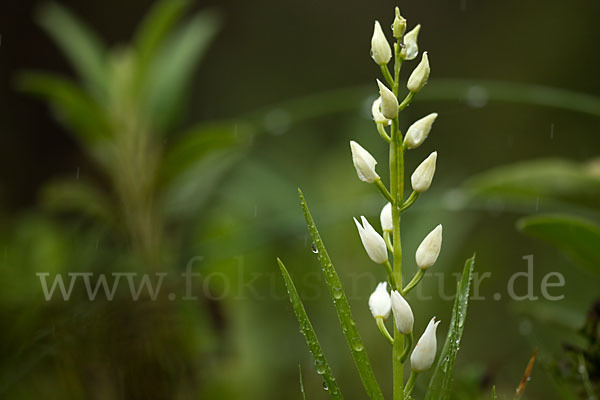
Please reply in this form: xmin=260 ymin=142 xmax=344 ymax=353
xmin=277 ymin=259 xmax=343 ymax=399
xmin=133 ymin=0 xmax=191 ymax=84
xmin=36 ymin=2 xmax=107 ymax=97
xmin=158 ymin=122 xmax=252 ymax=220
xmin=40 ymin=178 xmax=116 ymax=225
xmin=16 ymin=73 xmax=111 ymax=142
xmin=464 ymin=159 xmax=600 ymax=212
xmin=518 ymin=214 xmax=600 ymax=275
xmin=159 ymin=121 xmax=252 ymax=185
xmin=298 ymin=189 xmax=384 ymax=400
xmin=425 ymin=254 xmax=476 ymax=400
xmin=299 ymin=365 xmax=307 ymax=400
xmin=143 ymin=9 xmax=220 ymax=132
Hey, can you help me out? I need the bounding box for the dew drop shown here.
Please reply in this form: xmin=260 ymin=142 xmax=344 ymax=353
xmin=322 ymin=382 xmax=329 ymax=391
xmin=332 ymin=286 xmax=343 ymax=299
xmin=315 ymin=359 xmax=326 ymax=375
xmin=351 ymin=337 xmax=364 ymax=352
xmin=311 ymin=242 xmax=318 ymax=254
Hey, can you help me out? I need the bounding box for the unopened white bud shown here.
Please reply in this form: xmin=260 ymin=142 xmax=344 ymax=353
xmin=411 ymin=151 xmax=437 ymax=193
xmin=350 ymin=141 xmax=380 ymax=183
xmin=416 ymin=224 xmax=442 ymax=269
xmin=371 ymin=21 xmax=392 ymax=65
xmin=380 ymin=202 xmax=393 ymax=232
xmin=407 ymin=52 xmax=430 ymax=93
xmin=371 ymin=97 xmax=389 ymax=124
xmin=391 ymin=290 xmax=414 ymax=334
xmin=401 ymin=24 xmax=421 ymax=61
xmin=377 ymin=80 xmax=398 ymax=119
xmin=410 ymin=317 xmax=440 ymax=372
xmin=369 ymin=282 xmax=391 ymax=319
xmin=392 ymin=7 xmax=407 ymax=39
xmin=403 ymin=113 xmax=438 ymax=149
xmin=354 ymin=216 xmax=388 ymax=264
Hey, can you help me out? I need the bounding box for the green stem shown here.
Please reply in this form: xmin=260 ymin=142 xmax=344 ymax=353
xmin=384 ymin=259 xmax=397 ymax=290
xmin=393 ymin=333 xmax=405 ymax=400
xmin=398 ymin=92 xmax=414 ymax=111
xmin=375 ymin=179 xmax=393 ymax=203
xmin=377 ymin=123 xmax=391 ymax=142
xmin=400 ymin=191 xmax=419 ymax=212
xmin=390 ymin=111 xmax=405 ymax=400
xmin=380 ymin=64 xmax=395 ymax=87
xmin=404 ymin=370 xmax=419 ymax=398
xmin=391 ymin=36 xmax=406 ymax=400
xmin=383 ymin=231 xmax=393 ymax=253
xmin=578 ymin=354 xmax=598 ymax=400
xmin=400 ymin=332 xmax=413 ymax=363
xmin=402 ymin=269 xmax=425 ymax=296
xmin=376 ymin=316 xmax=394 ymax=345
xmin=393 ymin=43 xmax=403 ymax=94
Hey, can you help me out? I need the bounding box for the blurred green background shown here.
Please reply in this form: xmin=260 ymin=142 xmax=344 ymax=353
xmin=0 ymin=0 xmax=599 ymax=398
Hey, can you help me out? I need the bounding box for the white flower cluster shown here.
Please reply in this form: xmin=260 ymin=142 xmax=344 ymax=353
xmin=350 ymin=7 xmax=446 ymax=376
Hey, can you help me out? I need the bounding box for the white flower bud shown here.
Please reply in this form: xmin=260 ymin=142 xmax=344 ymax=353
xmin=371 ymin=97 xmax=389 ymax=124
xmin=401 ymin=24 xmax=421 ymax=60
xmin=392 ymin=7 xmax=407 ymax=39
xmin=391 ymin=290 xmax=414 ymax=334
xmin=369 ymin=282 xmax=391 ymax=319
xmin=410 ymin=317 xmax=440 ymax=372
xmin=377 ymin=80 xmax=398 ymax=119
xmin=380 ymin=202 xmax=393 ymax=232
xmin=350 ymin=141 xmax=380 ymax=183
xmin=416 ymin=224 xmax=442 ymax=269
xmin=354 ymin=216 xmax=388 ymax=264
xmin=403 ymin=113 xmax=438 ymax=149
xmin=370 ymin=21 xmax=392 ymax=65
xmin=407 ymin=52 xmax=430 ymax=93
xmin=411 ymin=151 xmax=437 ymax=193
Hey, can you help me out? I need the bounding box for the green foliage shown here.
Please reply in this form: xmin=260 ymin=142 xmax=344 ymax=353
xmin=278 ymin=259 xmax=343 ymax=399
xmin=40 ymin=178 xmax=117 ymax=225
xmin=465 ymin=158 xmax=600 ymax=212
xmin=425 ymin=255 xmax=476 ymax=400
xmin=299 ymin=365 xmax=308 ymax=400
xmin=36 ymin=2 xmax=108 ymax=96
xmin=17 ymin=0 xmax=235 ymax=245
xmin=133 ymin=0 xmax=191 ymax=82
xmin=16 ymin=73 xmax=110 ymax=144
xmin=298 ymin=189 xmax=384 ymax=400
xmin=142 ymin=9 xmax=220 ymax=132
xmin=518 ymin=215 xmax=600 ymax=275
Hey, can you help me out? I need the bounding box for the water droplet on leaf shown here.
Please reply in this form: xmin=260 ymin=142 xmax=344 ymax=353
xmin=311 ymin=242 xmax=318 ymax=253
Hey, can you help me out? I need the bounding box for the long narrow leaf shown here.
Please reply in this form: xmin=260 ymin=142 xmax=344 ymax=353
xmin=158 ymin=121 xmax=253 ymax=186
xmin=36 ymin=3 xmax=107 ymax=97
xmin=518 ymin=214 xmax=600 ymax=275
xmin=278 ymin=259 xmax=343 ymax=399
xmin=298 ymin=189 xmax=384 ymax=400
xmin=133 ymin=0 xmax=190 ymax=83
xmin=299 ymin=365 xmax=307 ymax=400
xmin=425 ymin=254 xmax=476 ymax=400
xmin=17 ymin=73 xmax=110 ymax=142
xmin=143 ymin=10 xmax=220 ymax=132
